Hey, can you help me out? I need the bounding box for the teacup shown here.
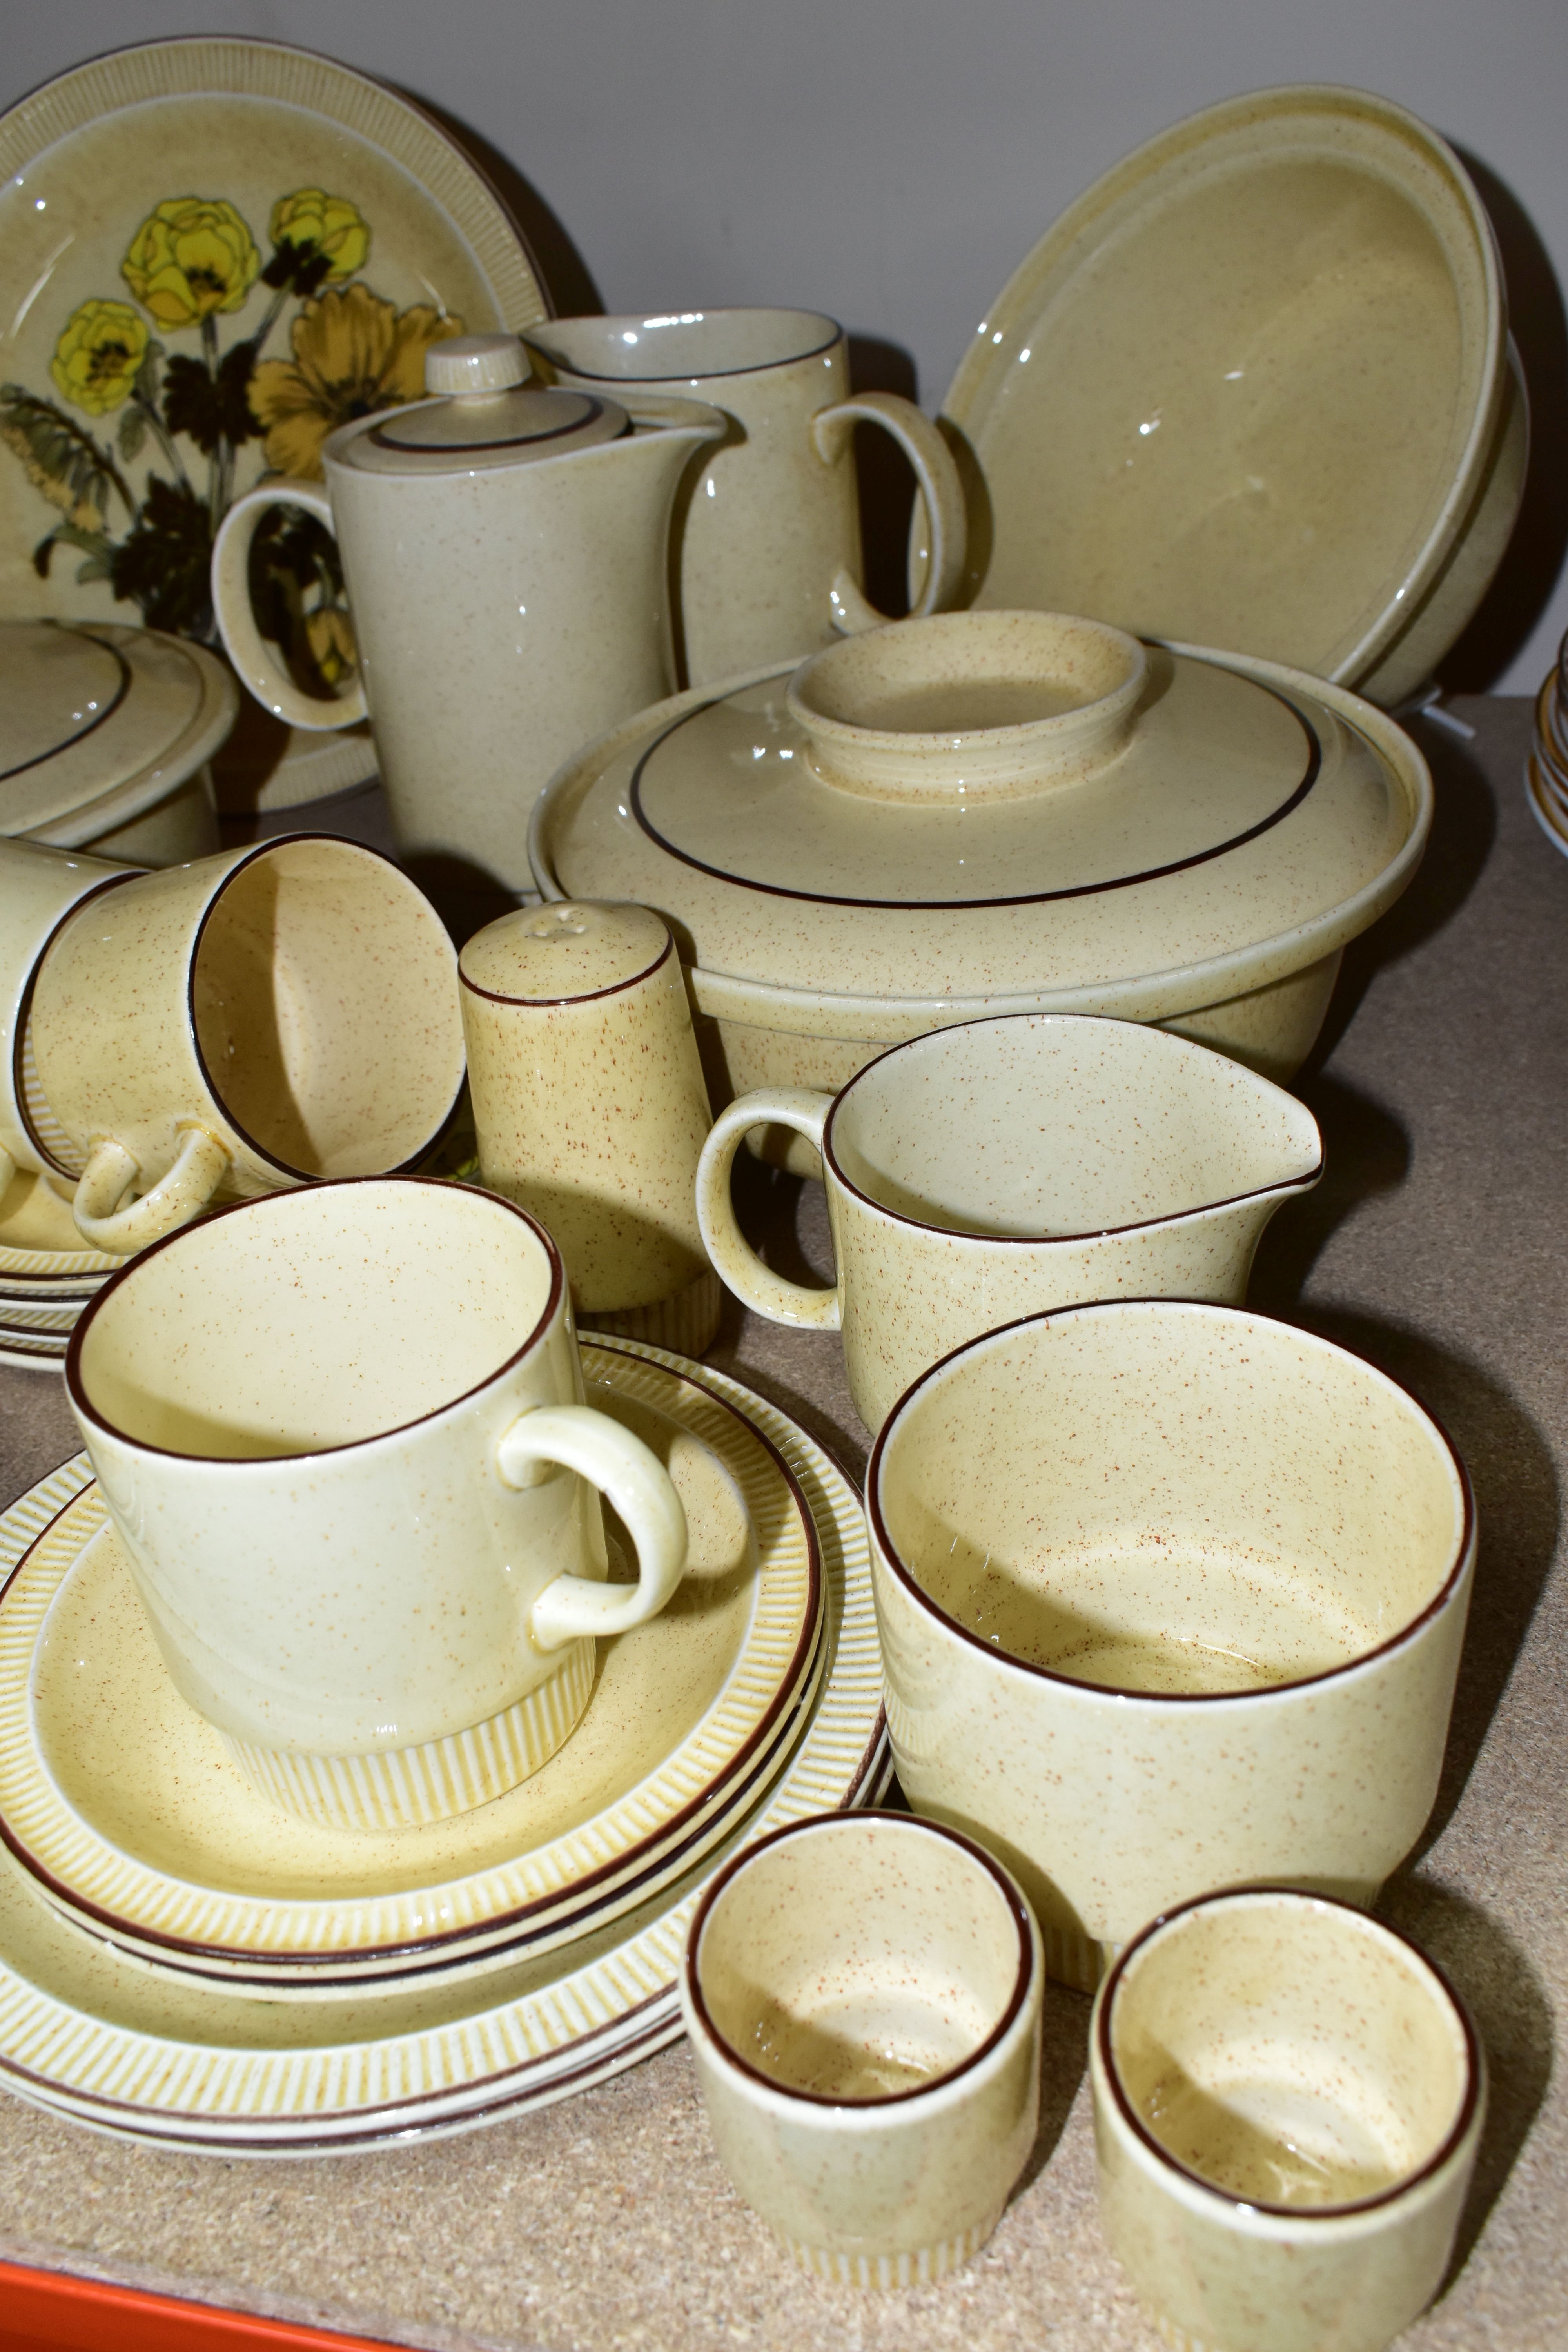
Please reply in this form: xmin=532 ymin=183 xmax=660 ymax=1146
xmin=524 ymin=309 xmax=969 ymax=684
xmin=681 ymin=1811 xmax=1044 ymax=2286
xmin=0 ymin=837 xmax=138 ymax=1198
xmin=1091 ymin=1887 xmax=1485 ymax=2352
xmin=696 ymin=1014 xmax=1322 ymax=1433
xmin=66 ymin=1179 xmax=690 ymax=1831
xmin=868 ymin=1300 xmax=1475 ymax=1987
xmin=30 ymin=836 xmax=465 ymax=1254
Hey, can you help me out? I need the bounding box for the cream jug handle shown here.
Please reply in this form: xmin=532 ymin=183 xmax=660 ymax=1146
xmin=210 ymin=483 xmax=369 ymax=732
xmin=498 ymin=1406 xmax=689 ymax=1648
xmin=695 ymin=1089 xmax=842 ymax=1330
xmin=72 ymin=1125 xmax=230 ymax=1254
xmin=812 ymin=394 xmax=967 ymax=635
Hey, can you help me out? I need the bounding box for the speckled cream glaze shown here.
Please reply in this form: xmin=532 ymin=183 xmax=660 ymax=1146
xmin=531 ymin=638 xmax=1431 ymax=1096
xmin=926 ymin=85 xmax=1524 ymax=710
xmin=698 ymin=1014 xmax=1321 ymax=1432
xmin=211 ymin=342 xmax=724 ymax=894
xmin=868 ymin=1301 xmax=1474 ymax=1986
xmin=0 ymin=837 xmax=138 ymax=1194
xmin=1091 ymin=1889 xmax=1485 ymax=2352
xmin=524 ymin=309 xmax=967 ymax=685
xmin=65 ymin=1180 xmax=690 ymax=1828
xmin=460 ymin=902 xmax=716 ymax=1338
xmin=681 ymin=1812 xmax=1043 ymax=2281
xmin=29 ymin=836 xmax=465 ymax=1253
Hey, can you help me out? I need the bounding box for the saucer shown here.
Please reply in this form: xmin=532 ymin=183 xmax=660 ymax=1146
xmin=0 ymin=1348 xmax=887 ymax=2151
xmin=0 ymin=1171 xmax=122 ymax=1288
xmin=0 ymin=1343 xmax=821 ymax=1983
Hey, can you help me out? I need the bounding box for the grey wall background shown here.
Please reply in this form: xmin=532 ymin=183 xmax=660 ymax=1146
xmin=4 ymin=0 xmax=1566 ymax=693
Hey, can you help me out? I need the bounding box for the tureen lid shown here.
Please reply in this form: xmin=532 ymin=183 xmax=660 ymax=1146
xmin=532 ymin=614 xmax=1430 ymax=1014
xmin=331 ymin=333 xmax=630 ymax=474
xmin=0 ymin=620 xmax=234 ymax=841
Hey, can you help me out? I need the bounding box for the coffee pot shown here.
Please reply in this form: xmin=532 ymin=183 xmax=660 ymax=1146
xmin=212 ymin=334 xmax=724 ymax=895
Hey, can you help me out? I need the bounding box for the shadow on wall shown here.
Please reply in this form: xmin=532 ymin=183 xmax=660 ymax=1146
xmin=403 ymin=89 xmax=604 ymax=320
xmin=1440 ymin=149 xmax=1568 ymax=691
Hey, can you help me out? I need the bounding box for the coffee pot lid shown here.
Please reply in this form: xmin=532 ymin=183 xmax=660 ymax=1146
xmin=334 ymin=334 xmax=631 ymax=472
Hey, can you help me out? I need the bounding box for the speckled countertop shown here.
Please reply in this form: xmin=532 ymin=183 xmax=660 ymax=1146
xmin=0 ymin=696 xmax=1562 ymax=2349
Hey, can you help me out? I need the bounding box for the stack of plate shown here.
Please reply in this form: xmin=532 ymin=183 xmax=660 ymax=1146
xmin=0 ymin=1337 xmax=888 ymax=2153
xmin=0 ymin=1172 xmax=125 ymax=1370
xmin=1526 ymin=630 xmax=1568 ymax=858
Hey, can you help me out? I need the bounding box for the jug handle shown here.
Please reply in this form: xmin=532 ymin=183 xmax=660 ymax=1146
xmin=811 ymin=394 xmax=967 ymax=635
xmin=211 ymin=483 xmax=369 ymax=733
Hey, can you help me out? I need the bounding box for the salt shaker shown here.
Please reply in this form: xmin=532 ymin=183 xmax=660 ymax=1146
xmin=458 ymin=901 xmax=720 ymax=1352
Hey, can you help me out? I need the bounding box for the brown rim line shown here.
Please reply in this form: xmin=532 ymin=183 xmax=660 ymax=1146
xmin=13 ymin=868 xmax=144 ymax=1182
xmin=684 ymin=1806 xmax=1035 ymax=2111
xmin=65 ymin=1177 xmax=565 ymax=1466
xmin=367 ymin=394 xmax=614 ymax=457
xmin=1097 ymin=1884 xmax=1485 ymax=2220
xmin=459 ymin=930 xmax=673 ymax=1008
xmin=0 ymin=635 xmax=132 ymax=786
xmin=186 ymin=833 xmax=462 ymax=1188
xmin=867 ymin=1299 xmax=1476 ymax=1707
xmin=627 ymin=671 xmax=1322 ymax=912
xmin=525 ymin=311 xmax=840 ymax=384
xmin=820 ymin=1016 xmax=1322 ymax=1245
xmin=0 ymin=1720 xmax=897 ymax=2143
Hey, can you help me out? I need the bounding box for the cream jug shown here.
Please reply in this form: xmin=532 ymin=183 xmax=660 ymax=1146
xmin=211 ymin=336 xmax=724 ymax=895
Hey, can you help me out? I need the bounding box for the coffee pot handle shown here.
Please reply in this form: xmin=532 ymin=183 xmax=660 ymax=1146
xmin=71 ymin=1124 xmax=231 ymax=1253
xmin=811 ymin=394 xmax=967 ymax=635
xmin=497 ymin=1406 xmax=689 ymax=1647
xmin=695 ymin=1089 xmax=842 ymax=1330
xmin=210 ymin=483 xmax=369 ymax=732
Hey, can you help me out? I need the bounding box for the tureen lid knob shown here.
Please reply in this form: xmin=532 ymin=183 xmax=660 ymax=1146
xmin=425 ymin=333 xmax=529 ymax=396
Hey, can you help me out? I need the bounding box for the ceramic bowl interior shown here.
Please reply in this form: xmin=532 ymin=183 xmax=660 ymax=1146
xmin=786 ymin=612 xmax=1145 ymax=801
xmin=527 ymin=307 xmax=836 ymax=381
xmin=825 ymin=1016 xmax=1320 ymax=1238
xmin=1102 ymin=1890 xmax=1476 ymax=2211
xmin=875 ymin=1304 xmax=1467 ymax=1698
xmin=691 ymin=1814 xmax=1029 ymax=2102
xmin=191 ymin=839 xmax=461 ymax=1180
xmin=73 ymin=1181 xmax=553 ymax=1460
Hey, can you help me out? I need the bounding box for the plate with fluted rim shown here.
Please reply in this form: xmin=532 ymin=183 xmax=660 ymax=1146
xmin=0 ymin=1346 xmax=887 ymax=2147
xmin=0 ymin=1341 xmax=821 ymax=1982
xmin=0 ymin=1172 xmax=123 ymax=1287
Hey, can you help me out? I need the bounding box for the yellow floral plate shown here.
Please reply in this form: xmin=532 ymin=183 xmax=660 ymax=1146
xmin=0 ymin=1342 xmax=888 ymax=2152
xmin=0 ymin=36 xmax=548 ymax=809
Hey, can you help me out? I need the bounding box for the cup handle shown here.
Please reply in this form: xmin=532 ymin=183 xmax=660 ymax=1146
xmin=497 ymin=1405 xmax=689 ymax=1649
xmin=210 ymin=482 xmax=368 ymax=733
xmin=695 ymin=1089 xmax=841 ymax=1330
xmin=71 ymin=1125 xmax=231 ymax=1254
xmin=0 ymin=1146 xmax=13 ymax=1196
xmin=811 ymin=392 xmax=967 ymax=635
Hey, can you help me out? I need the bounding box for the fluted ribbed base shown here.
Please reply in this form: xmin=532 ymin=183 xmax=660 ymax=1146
xmin=579 ymin=1269 xmax=722 ymax=1356
xmin=781 ymin=2209 xmax=1002 ymax=2289
xmin=220 ymin=1640 xmax=596 ymax=1831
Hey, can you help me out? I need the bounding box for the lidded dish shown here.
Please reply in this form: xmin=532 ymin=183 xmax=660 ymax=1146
xmin=530 ymin=610 xmax=1432 ymax=1123
xmin=0 ymin=618 xmax=234 ymax=863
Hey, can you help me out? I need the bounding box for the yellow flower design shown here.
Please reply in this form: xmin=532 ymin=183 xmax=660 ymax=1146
xmin=122 ymin=198 xmax=262 ymax=328
xmin=305 ymin=605 xmax=357 ymax=686
xmin=248 ymin=284 xmax=465 ymax=478
xmin=49 ymin=299 xmax=149 ymax=416
xmin=270 ymin=190 xmax=370 ymax=281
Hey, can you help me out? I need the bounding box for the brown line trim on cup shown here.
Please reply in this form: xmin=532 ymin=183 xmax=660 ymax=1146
xmin=64 ymin=1177 xmax=564 ymax=1463
xmin=2 ymin=1385 xmax=826 ymax=1967
xmin=1096 ymin=1884 xmax=1485 ymax=2220
xmin=13 ymin=869 xmax=144 ymax=1181
xmin=866 ymin=1299 xmax=1477 ymax=1705
xmin=0 ymin=637 xmax=132 ymax=784
xmin=524 ymin=310 xmax=841 ymax=384
xmin=183 ymin=834 xmax=463 ymax=1185
xmin=684 ymin=1808 xmax=1035 ymax=2109
xmin=819 ymin=1016 xmax=1323 ymax=1244
xmin=459 ymin=929 xmax=673 ymax=1008
xmin=367 ymin=393 xmax=616 ymax=455
xmin=626 ymin=668 xmax=1323 ymax=911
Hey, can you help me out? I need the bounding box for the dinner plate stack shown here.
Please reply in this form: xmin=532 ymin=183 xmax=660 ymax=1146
xmin=0 ymin=1337 xmax=889 ymax=2154
xmin=1525 ymin=629 xmax=1568 ymax=858
xmin=0 ymin=1172 xmax=127 ymax=1371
